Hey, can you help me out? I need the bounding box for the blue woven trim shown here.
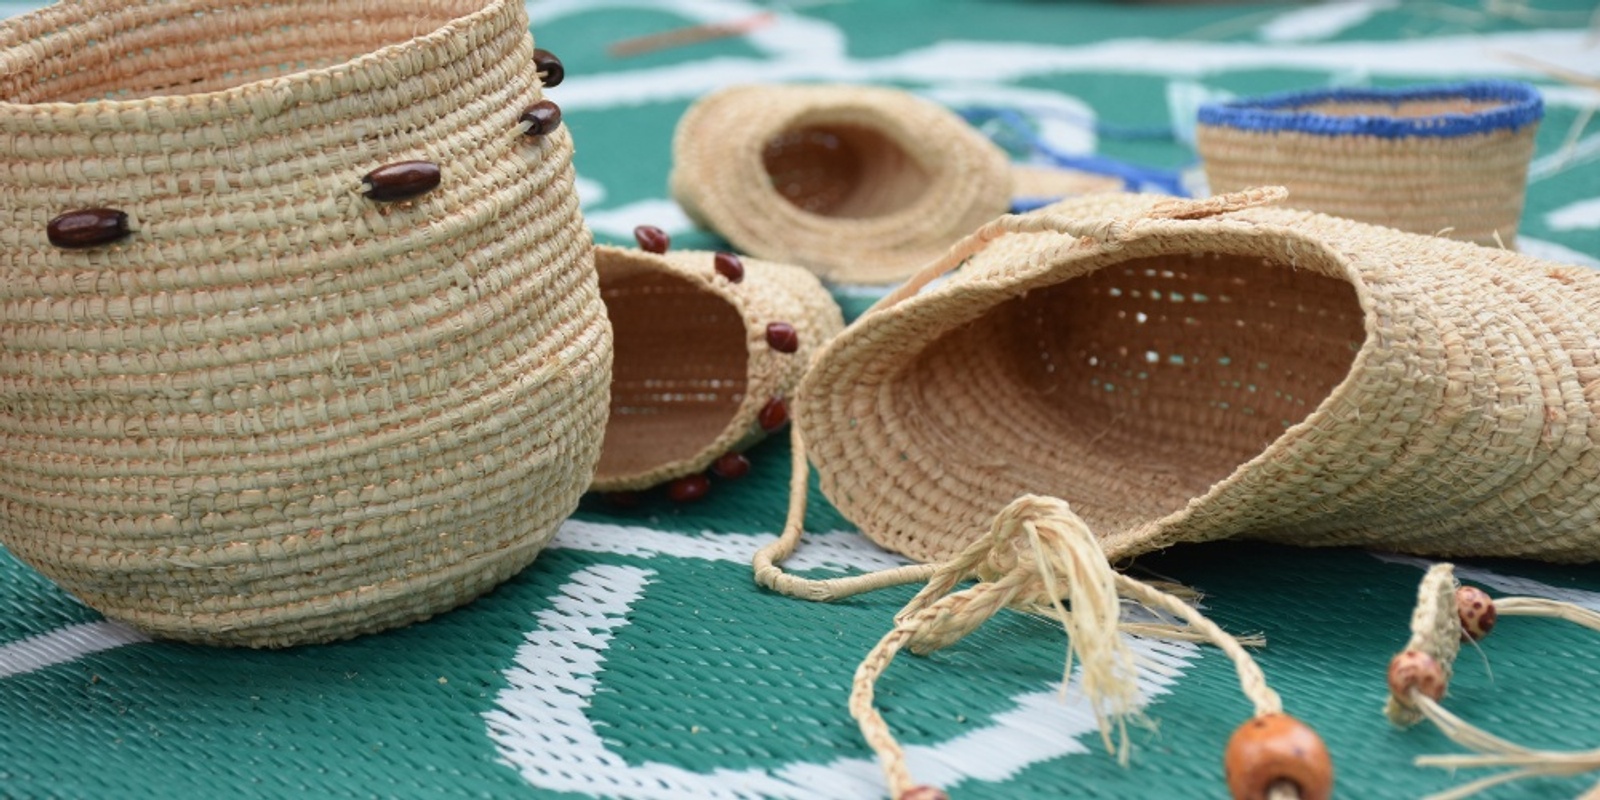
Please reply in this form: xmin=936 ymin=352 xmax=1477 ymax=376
xmin=1197 ymin=81 xmax=1543 ymax=139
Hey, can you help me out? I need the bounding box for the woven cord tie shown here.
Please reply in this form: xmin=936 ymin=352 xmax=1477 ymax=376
xmin=1401 ymin=589 xmax=1600 ymax=800
xmin=849 ymin=495 xmax=1287 ymax=800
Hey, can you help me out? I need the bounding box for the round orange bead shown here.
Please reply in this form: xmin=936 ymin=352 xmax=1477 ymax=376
xmin=898 ymin=787 xmax=949 ymax=800
xmin=1223 ymin=713 xmax=1333 ymax=800
xmin=1456 ymin=586 xmax=1497 ymax=642
xmin=1387 ymin=650 xmax=1447 ymax=707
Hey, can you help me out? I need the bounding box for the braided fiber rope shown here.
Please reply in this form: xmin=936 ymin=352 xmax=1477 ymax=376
xmin=0 ymin=0 xmax=611 ymax=646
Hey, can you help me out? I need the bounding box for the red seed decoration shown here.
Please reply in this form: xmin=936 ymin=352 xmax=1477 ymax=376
xmin=758 ymin=397 xmax=789 ymax=432
xmin=1223 ymin=713 xmax=1334 ymax=800
xmin=520 ymin=100 xmax=563 ymax=137
xmin=1456 ymin=586 xmax=1497 ymax=642
xmin=633 ymin=224 xmax=670 ymax=254
xmin=1387 ymin=651 xmax=1447 ymax=708
xmin=712 ymin=452 xmax=751 ymax=479
xmin=713 ymin=251 xmax=745 ymax=283
xmin=766 ymin=322 xmax=800 ymax=353
xmin=362 ymin=160 xmax=441 ymax=202
xmin=898 ymin=787 xmax=950 ymax=800
xmin=668 ymin=474 xmax=711 ymax=503
xmin=532 ymin=48 xmax=564 ymax=88
xmin=47 ymin=208 xmax=130 ymax=249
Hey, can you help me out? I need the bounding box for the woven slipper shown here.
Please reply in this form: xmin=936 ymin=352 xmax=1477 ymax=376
xmin=670 ymin=84 xmax=1118 ymax=284
xmin=1197 ymin=81 xmax=1543 ymax=246
xmin=793 ymin=185 xmax=1600 ymax=567
xmin=590 ymin=230 xmax=844 ymax=496
xmin=0 ymin=0 xmax=609 ymax=647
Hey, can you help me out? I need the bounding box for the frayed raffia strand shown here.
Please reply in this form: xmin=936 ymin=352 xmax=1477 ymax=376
xmin=1402 ymin=592 xmax=1600 ymax=799
xmin=848 ymin=496 xmax=1285 ymax=800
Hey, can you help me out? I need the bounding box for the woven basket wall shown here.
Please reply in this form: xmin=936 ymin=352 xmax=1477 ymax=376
xmin=1196 ymin=82 xmax=1543 ymax=247
xmin=592 ymin=246 xmax=843 ymax=491
xmin=0 ymin=0 xmax=612 ymax=646
xmin=798 ymin=189 xmax=1600 ymax=567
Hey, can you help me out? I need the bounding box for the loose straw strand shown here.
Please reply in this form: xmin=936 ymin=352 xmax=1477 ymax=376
xmin=752 ymin=426 xmax=936 ymax=602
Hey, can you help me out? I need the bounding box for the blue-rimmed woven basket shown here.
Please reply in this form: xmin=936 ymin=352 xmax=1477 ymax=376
xmin=1196 ymin=81 xmax=1543 ymax=247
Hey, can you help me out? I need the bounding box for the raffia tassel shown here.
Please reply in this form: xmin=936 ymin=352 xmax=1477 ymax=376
xmin=850 ymin=495 xmax=1289 ymax=799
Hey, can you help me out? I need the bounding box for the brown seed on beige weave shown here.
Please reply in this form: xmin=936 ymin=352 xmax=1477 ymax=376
xmin=1387 ymin=651 xmax=1447 ymax=707
xmin=532 ymin=48 xmax=564 ymax=87
xmin=634 ymin=224 xmax=670 ymax=254
xmin=766 ymin=322 xmax=800 ymax=353
xmin=1456 ymin=586 xmax=1497 ymax=641
xmin=1223 ymin=713 xmax=1333 ymax=800
xmin=520 ymin=100 xmax=563 ymax=137
xmin=712 ymin=452 xmax=751 ymax=479
xmin=362 ymin=160 xmax=442 ymax=202
xmin=668 ymin=474 xmax=711 ymax=502
xmin=758 ymin=397 xmax=789 ymax=432
xmin=898 ymin=787 xmax=949 ymax=800
xmin=47 ymin=208 xmax=130 ymax=249
xmin=713 ymin=251 xmax=745 ymax=283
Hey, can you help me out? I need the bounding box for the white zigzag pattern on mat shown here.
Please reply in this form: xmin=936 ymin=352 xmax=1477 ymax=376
xmin=483 ymin=549 xmax=1200 ymax=800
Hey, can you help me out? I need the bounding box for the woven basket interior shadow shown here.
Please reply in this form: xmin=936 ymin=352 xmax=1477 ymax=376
xmin=0 ymin=0 xmax=611 ymax=647
xmin=592 ymin=245 xmax=843 ymax=492
xmin=798 ymin=187 xmax=1600 ymax=567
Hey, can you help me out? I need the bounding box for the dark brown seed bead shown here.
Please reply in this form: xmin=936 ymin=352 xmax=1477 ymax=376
xmin=363 ymin=160 xmax=441 ymax=202
xmin=712 ymin=452 xmax=751 ymax=479
xmin=47 ymin=208 xmax=130 ymax=249
xmin=1387 ymin=650 xmax=1447 ymax=707
xmin=766 ymin=322 xmax=800 ymax=353
xmin=713 ymin=251 xmax=745 ymax=283
xmin=532 ymin=48 xmax=565 ymax=88
xmin=1456 ymin=586 xmax=1497 ymax=642
xmin=1223 ymin=713 xmax=1333 ymax=800
xmin=758 ymin=397 xmax=789 ymax=432
xmin=668 ymin=474 xmax=711 ymax=503
xmin=899 ymin=787 xmax=949 ymax=800
xmin=520 ymin=100 xmax=563 ymax=137
xmin=633 ymin=225 xmax=670 ymax=254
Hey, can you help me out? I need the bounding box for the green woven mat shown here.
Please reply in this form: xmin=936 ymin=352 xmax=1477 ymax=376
xmin=4 ymin=1 xmax=1600 ymax=797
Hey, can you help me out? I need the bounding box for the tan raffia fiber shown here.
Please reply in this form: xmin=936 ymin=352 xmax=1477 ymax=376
xmin=795 ymin=187 xmax=1600 ymax=570
xmin=1008 ymin=163 xmax=1125 ymax=201
xmin=592 ymin=246 xmax=843 ymax=491
xmin=670 ymin=84 xmax=1013 ymax=284
xmin=1197 ymin=100 xmax=1539 ymax=247
xmin=0 ymin=0 xmax=611 ymax=646
xmin=1385 ymin=564 xmax=1462 ymax=727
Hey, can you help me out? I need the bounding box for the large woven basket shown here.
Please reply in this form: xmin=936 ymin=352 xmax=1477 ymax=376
xmin=0 ymin=0 xmax=612 ymax=646
xmin=797 ymin=187 xmax=1600 ymax=567
xmin=1196 ymin=82 xmax=1543 ymax=247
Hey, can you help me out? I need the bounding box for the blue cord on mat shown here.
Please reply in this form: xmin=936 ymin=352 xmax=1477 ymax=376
xmin=1197 ymin=80 xmax=1544 ymax=139
xmin=959 ymin=106 xmax=1192 ymax=206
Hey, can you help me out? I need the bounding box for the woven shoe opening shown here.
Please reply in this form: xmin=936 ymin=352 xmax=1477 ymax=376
xmin=899 ymin=250 xmax=1365 ymax=542
xmin=761 ymin=124 xmax=932 ymax=219
xmin=1297 ymin=97 xmax=1510 ymax=119
xmin=0 ymin=0 xmax=482 ymax=102
xmin=595 ymin=261 xmax=749 ymax=484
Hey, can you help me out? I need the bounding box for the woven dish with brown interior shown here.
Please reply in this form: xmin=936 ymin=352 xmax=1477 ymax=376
xmin=592 ymin=244 xmax=843 ymax=492
xmin=1196 ymin=82 xmax=1543 ymax=247
xmin=796 ymin=186 xmax=1600 ymax=567
xmin=0 ymin=0 xmax=610 ymax=646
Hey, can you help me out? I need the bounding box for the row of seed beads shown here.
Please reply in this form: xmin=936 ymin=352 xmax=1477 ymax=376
xmin=610 ymin=225 xmax=794 ymax=506
xmin=45 ymin=49 xmax=569 ymax=248
xmin=1387 ymin=586 xmax=1497 ymax=708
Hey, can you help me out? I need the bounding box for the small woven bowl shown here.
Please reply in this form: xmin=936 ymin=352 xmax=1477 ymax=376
xmin=592 ymin=246 xmax=843 ymax=491
xmin=0 ymin=0 xmax=610 ymax=646
xmin=671 ymin=84 xmax=1013 ymax=284
xmin=1196 ymin=81 xmax=1543 ymax=246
